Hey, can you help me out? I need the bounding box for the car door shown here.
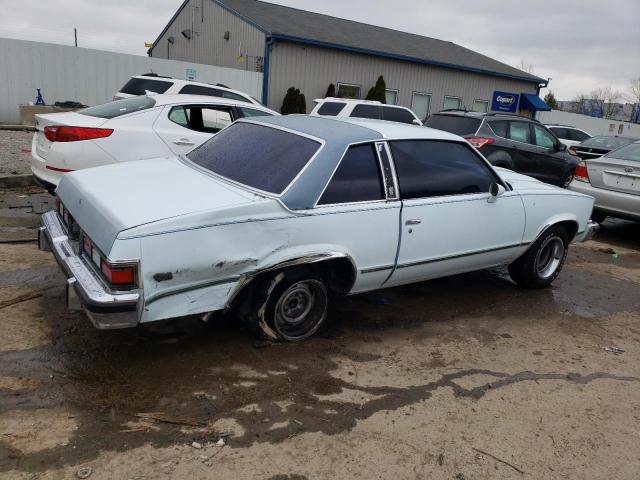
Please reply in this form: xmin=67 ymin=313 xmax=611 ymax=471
xmin=312 ymin=142 xmax=401 ymax=292
xmin=531 ymin=123 xmax=568 ymax=185
xmin=504 ymin=120 xmax=540 ymax=177
xmin=153 ymin=104 xmax=236 ymax=155
xmin=385 ymin=140 xmax=526 ymax=287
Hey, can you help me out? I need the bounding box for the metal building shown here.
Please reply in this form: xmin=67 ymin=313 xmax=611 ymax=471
xmin=149 ymin=0 xmax=550 ymax=118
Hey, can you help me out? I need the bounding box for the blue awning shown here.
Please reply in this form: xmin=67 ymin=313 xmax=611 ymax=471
xmin=520 ymin=93 xmax=551 ymax=111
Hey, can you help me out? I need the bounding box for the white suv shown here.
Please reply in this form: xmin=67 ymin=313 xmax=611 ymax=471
xmin=310 ymin=98 xmax=422 ymax=125
xmin=545 ymin=124 xmax=592 ymax=148
xmin=114 ymin=74 xmax=261 ymax=106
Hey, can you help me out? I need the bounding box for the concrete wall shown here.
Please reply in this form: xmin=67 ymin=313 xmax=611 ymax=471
xmin=536 ymin=110 xmax=640 ymax=138
xmin=150 ymin=0 xmax=265 ymax=73
xmin=267 ymin=41 xmax=539 ymax=115
xmin=0 ymin=37 xmax=262 ymax=124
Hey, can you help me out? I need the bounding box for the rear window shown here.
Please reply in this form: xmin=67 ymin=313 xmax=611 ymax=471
xmin=605 ymin=142 xmax=640 ymax=161
xmin=581 ymin=136 xmax=635 ymax=149
xmin=79 ymin=96 xmax=156 ymax=119
xmin=424 ymin=114 xmax=482 ymax=136
xmin=187 ymin=123 xmax=321 ymax=194
xmin=120 ymin=78 xmax=172 ymax=95
xmin=382 ymin=106 xmax=416 ymax=125
xmin=317 ymin=101 xmax=346 ymax=116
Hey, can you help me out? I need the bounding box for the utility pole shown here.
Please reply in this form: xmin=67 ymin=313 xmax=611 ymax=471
xmin=74 ymin=28 xmax=77 ymax=47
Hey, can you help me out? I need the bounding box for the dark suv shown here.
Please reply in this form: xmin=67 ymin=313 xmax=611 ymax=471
xmin=424 ymin=111 xmax=579 ymax=187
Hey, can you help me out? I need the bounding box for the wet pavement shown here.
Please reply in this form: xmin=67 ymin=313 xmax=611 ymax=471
xmin=1 ymin=186 xmax=639 ymax=480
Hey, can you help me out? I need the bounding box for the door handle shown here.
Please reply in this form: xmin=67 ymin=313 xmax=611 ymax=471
xmin=173 ymin=139 xmax=195 ymax=146
xmin=405 ymin=219 xmax=422 ymax=225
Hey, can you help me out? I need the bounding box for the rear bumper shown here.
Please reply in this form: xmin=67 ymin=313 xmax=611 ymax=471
xmin=39 ymin=210 xmax=141 ymax=329
xmin=569 ymin=180 xmax=640 ymax=221
xmin=574 ymin=221 xmax=599 ymax=242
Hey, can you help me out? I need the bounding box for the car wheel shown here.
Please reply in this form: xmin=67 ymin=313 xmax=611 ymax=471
xmin=238 ymin=269 xmax=329 ymax=342
xmin=561 ymin=171 xmax=575 ymax=188
xmin=508 ymin=225 xmax=569 ymax=289
xmin=591 ymin=211 xmax=607 ymax=224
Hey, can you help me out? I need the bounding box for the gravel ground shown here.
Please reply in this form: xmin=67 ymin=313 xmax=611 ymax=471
xmin=1 ymin=187 xmax=639 ymax=480
xmin=0 ymin=130 xmax=34 ymax=176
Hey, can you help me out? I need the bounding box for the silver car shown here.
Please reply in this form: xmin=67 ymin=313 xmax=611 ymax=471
xmin=569 ymin=140 xmax=640 ymax=222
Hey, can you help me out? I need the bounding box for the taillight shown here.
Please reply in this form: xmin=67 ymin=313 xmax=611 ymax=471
xmin=43 ymin=126 xmax=113 ymax=142
xmin=574 ymin=161 xmax=589 ymax=183
xmin=467 ymin=137 xmax=495 ymax=149
xmin=101 ymin=259 xmax=136 ymax=287
xmin=568 ymin=146 xmax=578 ymax=156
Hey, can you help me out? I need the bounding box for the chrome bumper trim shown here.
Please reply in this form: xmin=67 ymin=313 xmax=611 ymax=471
xmin=39 ymin=210 xmax=140 ymax=329
xmin=575 ymin=220 xmax=599 ymax=242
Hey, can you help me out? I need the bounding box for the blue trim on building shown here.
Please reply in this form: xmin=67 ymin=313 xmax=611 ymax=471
xmin=148 ymin=0 xmax=191 ymax=56
xmin=262 ymin=36 xmax=273 ymax=105
xmin=270 ymin=33 xmax=546 ymax=86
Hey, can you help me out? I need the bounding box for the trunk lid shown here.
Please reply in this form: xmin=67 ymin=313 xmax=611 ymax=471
xmin=56 ymin=157 xmax=264 ymax=254
xmin=34 ymin=112 xmax=108 ymax=160
xmin=586 ymin=157 xmax=640 ymax=196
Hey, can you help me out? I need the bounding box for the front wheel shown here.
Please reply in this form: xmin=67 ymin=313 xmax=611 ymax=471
xmin=238 ymin=269 xmax=329 ymax=342
xmin=509 ymin=226 xmax=569 ymax=289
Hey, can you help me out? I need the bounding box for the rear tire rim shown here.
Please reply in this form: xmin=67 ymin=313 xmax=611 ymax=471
xmin=274 ymin=279 xmax=327 ymax=341
xmin=535 ymin=235 xmax=565 ymax=279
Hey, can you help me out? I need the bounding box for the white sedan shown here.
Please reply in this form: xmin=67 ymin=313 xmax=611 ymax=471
xmin=39 ymin=115 xmax=598 ymax=342
xmin=30 ymin=94 xmax=278 ymax=192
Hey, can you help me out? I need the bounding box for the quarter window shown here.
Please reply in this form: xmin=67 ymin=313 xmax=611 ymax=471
xmin=382 ymin=107 xmax=416 ymax=124
xmin=508 ymin=121 xmax=532 ymax=144
xmin=317 ymin=101 xmax=347 ymax=116
xmin=318 ymin=144 xmax=384 ymax=205
xmin=179 ymin=85 xmax=221 ymax=97
xmin=489 ymin=120 xmax=508 ymax=138
xmin=390 ymin=140 xmax=496 ymax=199
xmin=533 ymin=124 xmax=556 ymax=149
xmin=169 ymin=105 xmax=233 ymax=133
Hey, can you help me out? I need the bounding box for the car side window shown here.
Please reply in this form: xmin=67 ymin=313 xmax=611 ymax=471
xmin=237 ymin=107 xmax=274 ymax=118
xmin=178 ymin=85 xmax=222 ymax=97
xmin=390 ymin=140 xmax=496 ymax=199
xmin=220 ymin=91 xmax=249 ymax=102
xmin=508 ymin=121 xmax=532 ymax=144
xmin=570 ymin=129 xmax=590 ymax=142
xmin=350 ymin=104 xmax=381 ymax=120
xmin=169 ymin=105 xmax=233 ymax=133
xmin=318 ymin=144 xmax=384 ymax=205
xmin=317 ymin=102 xmax=346 ymax=116
xmin=549 ymin=127 xmax=568 ymax=139
xmin=533 ymin=124 xmax=557 ymax=149
xmin=382 ymin=107 xmax=415 ymax=124
xmin=489 ymin=120 xmax=508 ymax=138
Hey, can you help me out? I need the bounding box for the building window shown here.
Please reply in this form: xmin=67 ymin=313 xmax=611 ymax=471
xmin=337 ymin=83 xmax=361 ymax=99
xmin=472 ymin=99 xmax=489 ymax=113
xmin=385 ymin=89 xmax=398 ymax=105
xmin=443 ymin=96 xmax=463 ymax=110
xmin=411 ymin=92 xmax=432 ymax=121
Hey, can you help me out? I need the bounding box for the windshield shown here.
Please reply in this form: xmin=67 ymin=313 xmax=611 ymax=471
xmin=187 ymin=122 xmax=321 ymax=194
xmin=606 ymin=142 xmax=640 ymax=162
xmin=79 ymin=96 xmax=156 ymax=119
xmin=580 ymin=136 xmax=635 ymax=149
xmin=424 ymin=114 xmax=482 ymax=136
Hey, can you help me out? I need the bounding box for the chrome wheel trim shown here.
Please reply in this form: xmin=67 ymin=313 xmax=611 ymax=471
xmin=535 ymin=235 xmax=565 ymax=279
xmin=274 ymin=279 xmax=328 ymax=341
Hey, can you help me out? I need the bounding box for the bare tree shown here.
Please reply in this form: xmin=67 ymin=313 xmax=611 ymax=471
xmin=519 ymin=58 xmax=534 ymax=74
xmin=589 ymin=87 xmax=622 ymax=119
xmin=627 ymin=76 xmax=640 ymax=122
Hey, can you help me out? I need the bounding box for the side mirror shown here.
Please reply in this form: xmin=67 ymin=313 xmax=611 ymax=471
xmin=487 ymin=182 xmax=503 ymax=203
xmin=412 ymin=119 xmax=422 ymax=126
xmin=556 ymin=142 xmax=567 ymax=152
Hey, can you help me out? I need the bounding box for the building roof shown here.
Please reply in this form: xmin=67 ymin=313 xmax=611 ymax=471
xmin=150 ymin=0 xmax=546 ymax=85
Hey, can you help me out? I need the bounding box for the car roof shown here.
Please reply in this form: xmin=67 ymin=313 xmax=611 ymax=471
xmin=314 ymin=97 xmax=382 ymax=105
xmin=132 ymin=75 xmax=249 ymax=95
xmin=233 ymin=114 xmax=466 ymax=210
xmin=147 ymin=94 xmax=273 ymax=110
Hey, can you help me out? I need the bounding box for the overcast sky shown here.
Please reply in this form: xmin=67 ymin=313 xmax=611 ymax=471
xmin=2 ymin=0 xmax=638 ymax=100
